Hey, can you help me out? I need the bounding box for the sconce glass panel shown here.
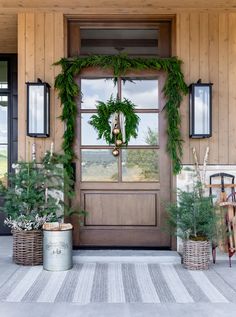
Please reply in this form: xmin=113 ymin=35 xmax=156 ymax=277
xmin=194 ymin=86 xmax=210 ymax=135
xmin=189 ymin=83 xmax=212 ymax=138
xmin=28 ymin=85 xmax=45 ymax=135
xmin=26 ymin=81 xmax=50 ymax=137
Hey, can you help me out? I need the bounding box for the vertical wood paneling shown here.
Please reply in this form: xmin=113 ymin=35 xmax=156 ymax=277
xmin=18 ymin=12 xmax=64 ymax=160
xmin=179 ymin=13 xmax=190 ymax=164
xmin=189 ymin=13 xmax=200 ymax=163
xmin=45 ymin=12 xmax=55 ymax=153
xmin=25 ymin=13 xmax=35 ymax=161
xmin=0 ymin=14 xmax=17 ymax=53
xmin=54 ymin=13 xmax=65 ymax=153
xmin=17 ymin=13 xmax=26 ymax=160
xmin=177 ymin=12 xmax=235 ymax=165
xmin=228 ymin=13 xmax=236 ymax=163
xmin=177 ymin=12 xmax=234 ymax=165
xmin=199 ymin=13 xmax=209 ymax=162
xmin=209 ymin=13 xmax=219 ymax=164
xmin=219 ymin=14 xmax=229 ymax=164
xmin=35 ymin=13 xmax=45 ymax=161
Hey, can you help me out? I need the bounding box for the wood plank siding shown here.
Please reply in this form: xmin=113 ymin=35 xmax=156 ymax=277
xmin=17 ymin=13 xmax=65 ymax=160
xmin=1 ymin=1 xmax=236 ymax=13
xmin=0 ymin=3 xmax=235 ymax=165
xmin=0 ymin=14 xmax=17 ymax=53
xmin=177 ymin=12 xmax=236 ymax=165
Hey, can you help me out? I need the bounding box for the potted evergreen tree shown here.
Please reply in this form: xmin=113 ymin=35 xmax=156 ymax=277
xmin=0 ymin=153 xmax=66 ymax=266
xmin=167 ymin=182 xmax=218 ymax=270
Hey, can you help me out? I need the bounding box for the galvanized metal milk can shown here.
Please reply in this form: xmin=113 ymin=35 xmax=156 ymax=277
xmin=43 ymin=223 xmax=73 ymax=271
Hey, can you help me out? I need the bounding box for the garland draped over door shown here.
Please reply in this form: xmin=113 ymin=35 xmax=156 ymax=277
xmin=54 ymin=54 xmax=188 ymax=176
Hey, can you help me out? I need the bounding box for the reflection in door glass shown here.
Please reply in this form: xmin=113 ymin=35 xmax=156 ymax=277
xmin=81 ymin=78 xmax=117 ymax=109
xmin=122 ymin=78 xmax=158 ymax=109
xmin=129 ymin=113 xmax=158 ymax=145
xmin=80 ymin=29 xmax=159 ymax=56
xmin=122 ymin=149 xmax=159 ymax=182
xmin=0 ymin=144 xmax=7 ymax=181
xmin=81 ymin=149 xmax=118 ymax=181
xmin=81 ymin=113 xmax=106 ymax=145
xmin=0 ymin=61 xmax=8 ymax=89
xmin=0 ymin=96 xmax=8 ymax=143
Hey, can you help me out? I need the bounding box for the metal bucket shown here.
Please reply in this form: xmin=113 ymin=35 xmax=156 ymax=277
xmin=43 ymin=223 xmax=73 ymax=271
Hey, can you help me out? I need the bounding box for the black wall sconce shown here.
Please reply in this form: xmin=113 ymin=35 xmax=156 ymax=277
xmin=189 ymin=79 xmax=213 ymax=138
xmin=26 ymin=78 xmax=50 ymax=137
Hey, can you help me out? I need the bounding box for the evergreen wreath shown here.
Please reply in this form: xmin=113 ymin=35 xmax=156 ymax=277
xmin=54 ymin=54 xmax=188 ymax=176
xmin=89 ymin=97 xmax=140 ymax=146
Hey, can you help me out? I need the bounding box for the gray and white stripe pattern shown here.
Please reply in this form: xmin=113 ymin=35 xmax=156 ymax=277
xmin=0 ymin=263 xmax=234 ymax=304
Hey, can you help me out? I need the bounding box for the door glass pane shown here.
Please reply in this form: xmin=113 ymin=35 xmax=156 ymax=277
xmin=80 ymin=29 xmax=159 ymax=56
xmin=122 ymin=78 xmax=158 ymax=109
xmin=122 ymin=149 xmax=159 ymax=182
xmin=81 ymin=113 xmax=106 ymax=146
xmin=0 ymin=96 xmax=8 ymax=143
xmin=81 ymin=78 xmax=117 ymax=109
xmin=129 ymin=113 xmax=158 ymax=146
xmin=81 ymin=149 xmax=118 ymax=181
xmin=0 ymin=61 xmax=8 ymax=89
xmin=0 ymin=145 xmax=7 ymax=181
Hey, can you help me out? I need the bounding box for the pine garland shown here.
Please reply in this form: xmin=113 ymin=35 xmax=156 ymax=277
xmin=54 ymin=54 xmax=188 ymax=175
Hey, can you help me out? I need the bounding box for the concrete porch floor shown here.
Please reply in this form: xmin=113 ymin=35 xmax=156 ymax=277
xmin=0 ymin=236 xmax=236 ymax=317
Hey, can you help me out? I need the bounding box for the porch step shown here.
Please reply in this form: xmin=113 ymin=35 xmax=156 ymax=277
xmin=73 ymin=250 xmax=181 ymax=264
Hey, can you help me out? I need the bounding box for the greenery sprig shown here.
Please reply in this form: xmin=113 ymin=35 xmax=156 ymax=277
xmin=89 ymin=97 xmax=139 ymax=145
xmin=166 ymin=182 xmax=218 ymax=241
xmin=54 ymin=54 xmax=188 ymax=175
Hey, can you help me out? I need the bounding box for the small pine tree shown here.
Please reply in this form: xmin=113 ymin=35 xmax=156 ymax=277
xmin=166 ymin=182 xmax=219 ymax=241
xmin=0 ymin=153 xmax=71 ymax=230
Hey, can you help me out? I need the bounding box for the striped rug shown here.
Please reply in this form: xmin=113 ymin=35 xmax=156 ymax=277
xmin=0 ymin=263 xmax=235 ymax=304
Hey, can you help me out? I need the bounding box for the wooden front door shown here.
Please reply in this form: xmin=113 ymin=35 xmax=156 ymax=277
xmin=74 ymin=68 xmax=171 ymax=247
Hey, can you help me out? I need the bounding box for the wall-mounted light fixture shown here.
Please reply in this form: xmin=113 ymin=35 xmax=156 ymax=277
xmin=26 ymin=79 xmax=50 ymax=137
xmin=189 ymin=79 xmax=213 ymax=138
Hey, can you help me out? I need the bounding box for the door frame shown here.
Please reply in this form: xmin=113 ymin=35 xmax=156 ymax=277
xmin=73 ymin=68 xmax=173 ymax=248
xmin=0 ymin=54 xmax=18 ymax=235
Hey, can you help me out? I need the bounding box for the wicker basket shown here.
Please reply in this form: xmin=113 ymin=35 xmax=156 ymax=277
xmin=12 ymin=230 xmax=43 ymax=266
xmin=183 ymin=239 xmax=210 ymax=270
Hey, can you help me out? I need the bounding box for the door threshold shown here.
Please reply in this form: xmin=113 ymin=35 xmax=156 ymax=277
xmin=72 ymin=249 xmax=180 ymax=264
xmin=74 ymin=246 xmax=171 ymax=250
